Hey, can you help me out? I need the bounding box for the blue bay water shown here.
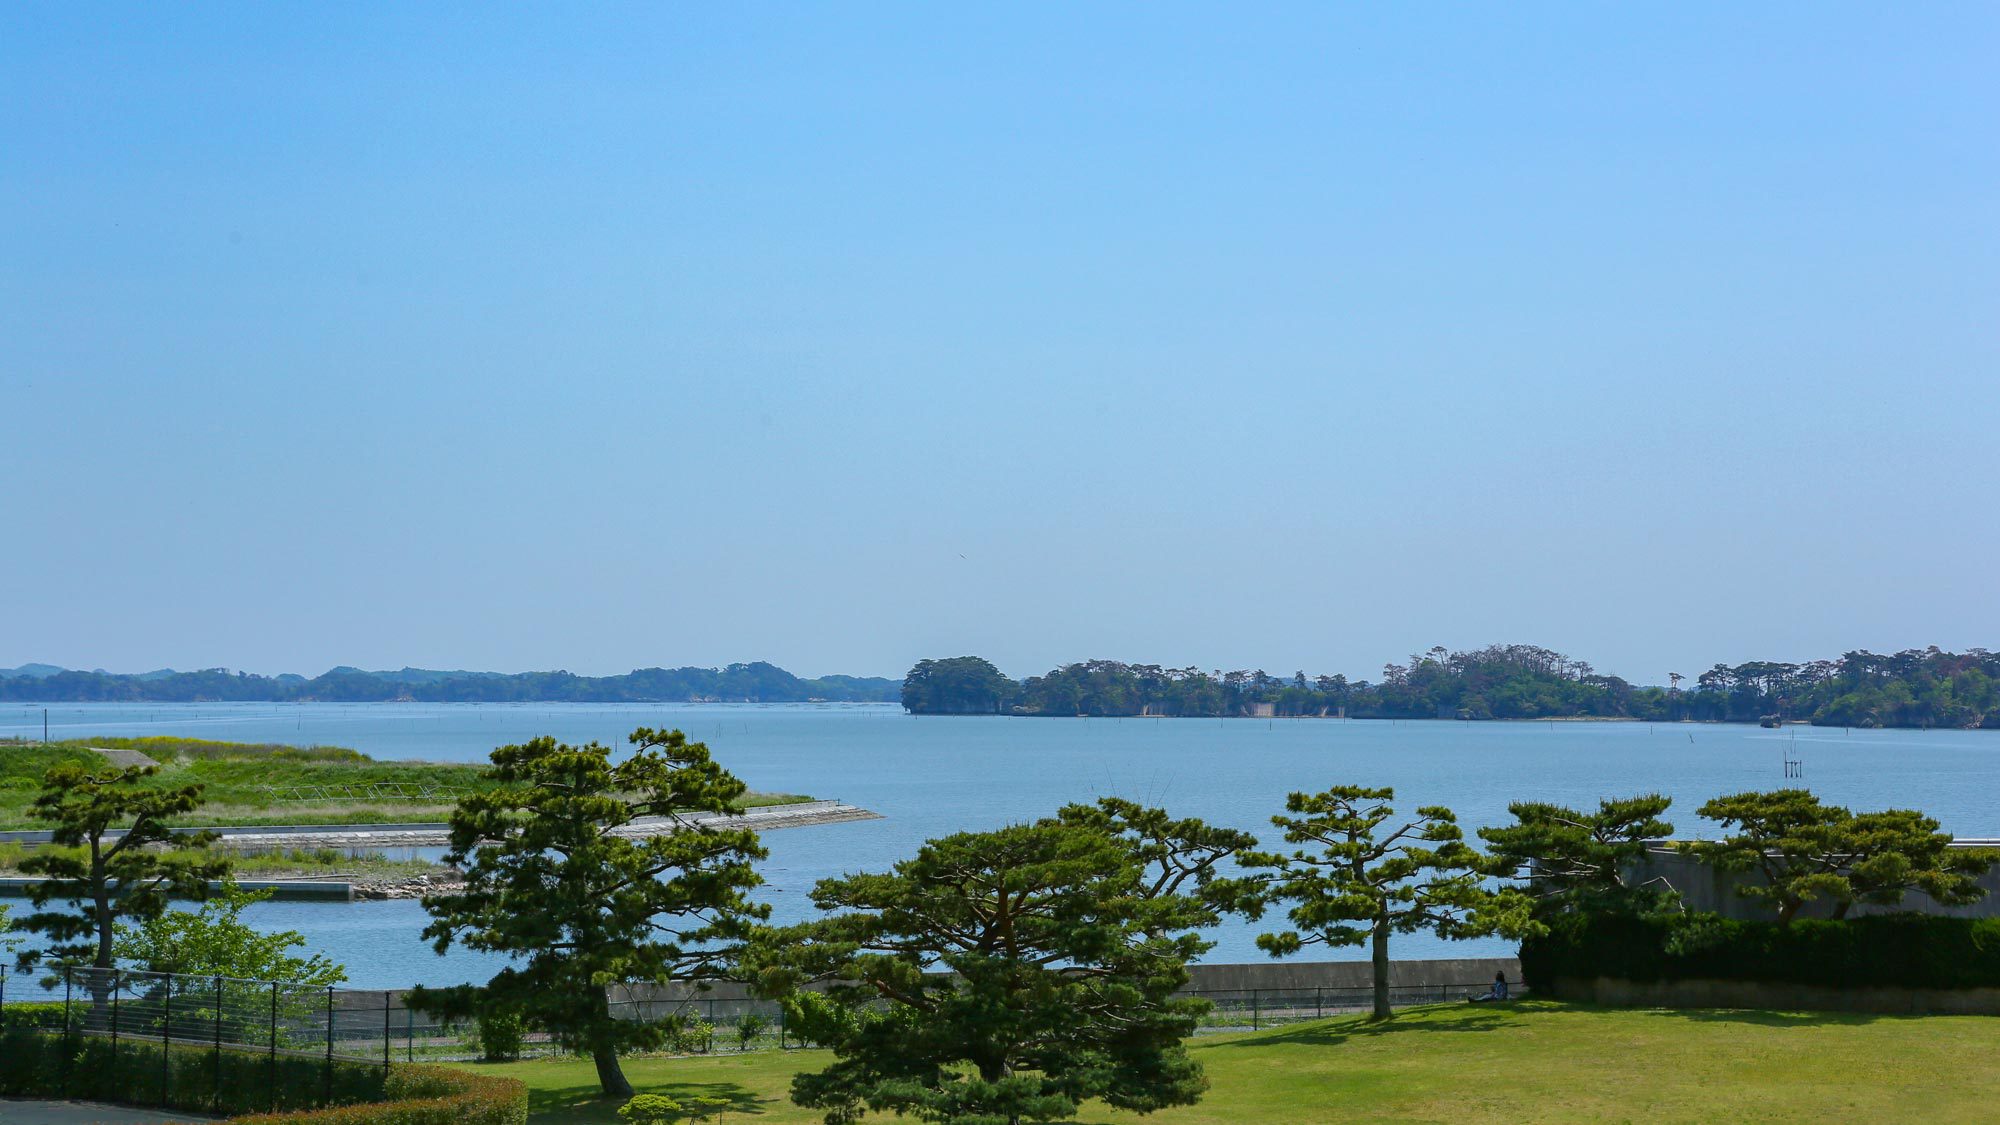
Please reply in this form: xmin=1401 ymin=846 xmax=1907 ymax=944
xmin=6 ymin=702 xmax=1996 ymax=989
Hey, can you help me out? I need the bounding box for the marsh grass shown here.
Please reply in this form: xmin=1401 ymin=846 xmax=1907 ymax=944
xmin=0 ymin=739 xmax=809 ymax=830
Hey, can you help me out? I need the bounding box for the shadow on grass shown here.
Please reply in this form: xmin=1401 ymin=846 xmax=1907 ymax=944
xmin=1622 ymin=1005 xmax=1899 ymax=1028
xmin=528 ymin=1078 xmax=764 ymax=1124
xmin=1207 ymin=1003 xmax=1514 ymax=1048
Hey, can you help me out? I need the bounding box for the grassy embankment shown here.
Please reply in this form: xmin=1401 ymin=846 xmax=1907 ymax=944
xmin=497 ymin=1000 xmax=2000 ymax=1125
xmin=0 ymin=736 xmax=809 ymax=837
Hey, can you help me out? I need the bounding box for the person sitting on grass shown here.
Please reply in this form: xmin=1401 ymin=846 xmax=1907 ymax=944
xmin=1468 ymin=971 xmax=1510 ymax=1003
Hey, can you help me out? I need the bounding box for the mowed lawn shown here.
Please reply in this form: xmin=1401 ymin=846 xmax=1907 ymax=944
xmin=493 ymin=1000 xmax=2000 ymax=1125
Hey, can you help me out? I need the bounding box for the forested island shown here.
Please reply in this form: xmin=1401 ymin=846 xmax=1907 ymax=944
xmin=0 ymin=661 xmax=899 ymax=703
xmin=902 ymin=645 xmax=2000 ymax=729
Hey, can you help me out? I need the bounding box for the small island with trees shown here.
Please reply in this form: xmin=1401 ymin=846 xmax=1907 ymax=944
xmin=902 ymin=644 xmax=2000 ymax=729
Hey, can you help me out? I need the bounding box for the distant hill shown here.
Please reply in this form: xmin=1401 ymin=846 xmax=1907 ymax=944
xmin=0 ymin=662 xmax=899 ymax=703
xmin=0 ymin=663 xmax=67 ymax=680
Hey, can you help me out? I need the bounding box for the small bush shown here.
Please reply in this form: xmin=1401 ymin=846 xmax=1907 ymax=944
xmin=476 ymin=1010 xmax=524 ymax=1061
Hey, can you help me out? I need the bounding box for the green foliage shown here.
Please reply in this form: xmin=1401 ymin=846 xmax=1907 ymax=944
xmin=900 ymin=657 xmax=1016 ymax=714
xmin=225 ymin=1065 xmax=527 ymax=1125
xmin=1244 ymin=785 xmax=1537 ymax=1020
xmin=0 ymin=1001 xmax=65 ymax=1029
xmin=1683 ymin=790 xmax=1995 ymax=924
xmin=114 ymin=878 xmax=347 ymax=986
xmin=902 ymin=646 xmax=2000 ymax=728
xmin=0 ymin=1026 xmax=389 ymax=1115
xmin=476 ymin=1009 xmax=527 ymax=1062
xmin=660 ymin=1013 xmax=715 ymax=1054
xmin=619 ymin=1092 xmax=728 ymax=1124
xmin=409 ymin=728 xmax=768 ymax=1099
xmin=753 ymin=797 xmax=1255 ymax=1125
xmin=735 ymin=1011 xmax=772 ymax=1050
xmin=1478 ymin=794 xmax=1677 ymax=915
xmin=14 ymin=763 xmax=229 ymax=969
xmin=1520 ymin=911 xmax=2000 ymax=993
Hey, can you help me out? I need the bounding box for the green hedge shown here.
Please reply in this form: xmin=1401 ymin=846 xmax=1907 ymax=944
xmin=0 ymin=1027 xmax=386 ymax=1114
xmin=0 ymin=1001 xmax=67 ymax=1030
xmin=226 ymin=1065 xmax=527 ymax=1125
xmin=1520 ymin=912 xmax=2000 ymax=993
xmin=0 ymin=1030 xmax=523 ymax=1125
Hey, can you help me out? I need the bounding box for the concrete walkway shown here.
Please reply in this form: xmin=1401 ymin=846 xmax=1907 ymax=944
xmin=0 ymin=1100 xmax=209 ymax=1125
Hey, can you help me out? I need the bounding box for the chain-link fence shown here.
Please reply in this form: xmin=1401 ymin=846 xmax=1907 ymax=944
xmin=0 ymin=965 xmax=1522 ymax=1075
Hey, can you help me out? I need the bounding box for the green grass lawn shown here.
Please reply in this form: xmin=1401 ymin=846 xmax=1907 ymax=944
xmin=490 ymin=1000 xmax=2000 ymax=1125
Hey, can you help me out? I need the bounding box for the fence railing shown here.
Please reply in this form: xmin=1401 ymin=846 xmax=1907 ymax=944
xmin=0 ymin=964 xmax=1521 ymax=1070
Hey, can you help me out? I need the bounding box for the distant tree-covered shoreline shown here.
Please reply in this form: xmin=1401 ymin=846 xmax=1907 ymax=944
xmin=902 ymin=646 xmax=2000 ymax=730
xmin=0 ymin=661 xmax=899 ymax=704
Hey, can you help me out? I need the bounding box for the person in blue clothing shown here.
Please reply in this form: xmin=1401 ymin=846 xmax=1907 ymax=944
xmin=1468 ymin=971 xmax=1509 ymax=1002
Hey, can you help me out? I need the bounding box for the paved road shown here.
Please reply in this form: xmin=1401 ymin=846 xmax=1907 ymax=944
xmin=0 ymin=1100 xmax=208 ymax=1125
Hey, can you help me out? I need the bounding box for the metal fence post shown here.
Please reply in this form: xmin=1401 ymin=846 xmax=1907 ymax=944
xmin=268 ymin=981 xmax=279 ymax=1113
xmin=213 ymin=976 xmax=224 ymax=1114
xmin=163 ymin=980 xmax=173 ymax=1105
xmin=1250 ymin=989 xmax=1258 ymax=1031
xmin=62 ymin=968 xmax=73 ymax=1098
xmin=384 ymin=991 xmax=392 ymax=1071
xmin=406 ymin=1002 xmax=414 ymax=1063
xmin=1315 ymin=986 xmax=1323 ymax=1021
xmin=324 ymin=985 xmax=335 ymax=1105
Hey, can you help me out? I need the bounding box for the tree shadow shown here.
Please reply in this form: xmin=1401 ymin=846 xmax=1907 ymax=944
xmin=529 ymin=1078 xmax=764 ymax=1122
xmin=1206 ymin=1005 xmax=1513 ymax=1048
xmin=1620 ymin=1005 xmax=1899 ymax=1028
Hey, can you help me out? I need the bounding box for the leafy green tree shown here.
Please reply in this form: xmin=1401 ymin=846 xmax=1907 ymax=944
xmin=1478 ymin=794 xmax=1676 ymax=915
xmin=409 ymin=729 xmax=768 ymax=1099
xmin=901 ymin=658 xmax=1017 ymax=714
xmin=1245 ymin=785 xmax=1536 ymax=1021
xmin=114 ymin=877 xmax=346 ymax=985
xmin=0 ymin=903 xmax=18 ymax=958
xmin=1835 ymin=809 xmax=1996 ymax=918
xmin=754 ymin=798 xmax=1255 ymax=1125
xmin=14 ymin=764 xmax=228 ymax=972
xmin=1687 ymin=792 xmax=1997 ymax=922
xmin=1683 ymin=790 xmax=1851 ymax=925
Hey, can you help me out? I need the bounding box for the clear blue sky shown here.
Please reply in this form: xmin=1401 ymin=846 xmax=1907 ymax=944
xmin=3 ymin=4 xmax=1994 ymax=684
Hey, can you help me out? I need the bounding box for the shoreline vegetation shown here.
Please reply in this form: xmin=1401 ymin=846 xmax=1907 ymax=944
xmin=0 ymin=659 xmax=900 ymax=704
xmin=0 ymin=736 xmax=811 ymax=831
xmin=902 ymin=644 xmax=2000 ymax=730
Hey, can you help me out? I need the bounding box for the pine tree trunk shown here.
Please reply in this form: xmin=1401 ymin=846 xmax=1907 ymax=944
xmin=1370 ymin=918 xmax=1392 ymax=1021
xmin=593 ymin=1040 xmax=634 ymax=1098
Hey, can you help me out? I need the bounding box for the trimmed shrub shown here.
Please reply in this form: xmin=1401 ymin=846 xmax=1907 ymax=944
xmin=0 ymin=1027 xmax=386 ymax=1114
xmin=0 ymin=1001 xmax=67 ymax=1030
xmin=1521 ymin=912 xmax=2000 ymax=993
xmin=225 ymin=1065 xmax=527 ymax=1125
xmin=0 ymin=1030 xmax=521 ymax=1125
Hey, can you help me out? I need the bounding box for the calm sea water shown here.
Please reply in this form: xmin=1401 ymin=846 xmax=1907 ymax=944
xmin=6 ymin=702 xmax=1996 ymax=988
